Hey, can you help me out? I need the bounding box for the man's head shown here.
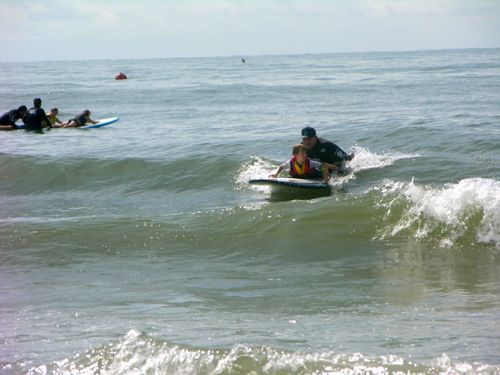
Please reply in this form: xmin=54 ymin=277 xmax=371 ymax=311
xmin=17 ymin=105 xmax=27 ymax=116
xmin=301 ymin=126 xmax=317 ymax=149
xmin=83 ymin=109 xmax=91 ymax=116
xmin=33 ymin=98 xmax=42 ymax=108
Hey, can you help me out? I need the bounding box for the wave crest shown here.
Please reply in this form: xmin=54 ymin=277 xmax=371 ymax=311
xmin=349 ymin=146 xmax=419 ymax=172
xmin=26 ymin=330 xmax=498 ymax=375
xmin=375 ymin=178 xmax=500 ymax=247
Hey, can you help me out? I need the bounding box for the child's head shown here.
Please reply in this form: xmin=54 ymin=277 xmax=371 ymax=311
xmin=50 ymin=107 xmax=58 ymax=115
xmin=292 ymin=144 xmax=307 ymax=162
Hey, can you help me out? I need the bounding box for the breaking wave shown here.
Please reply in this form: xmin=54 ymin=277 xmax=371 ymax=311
xmin=25 ymin=330 xmax=498 ymax=375
xmin=374 ymin=177 xmax=500 ymax=247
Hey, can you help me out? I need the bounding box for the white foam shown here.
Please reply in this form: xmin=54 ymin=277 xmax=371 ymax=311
xmin=235 ymin=156 xmax=276 ymax=185
xmin=349 ymin=146 xmax=419 ymax=172
xmin=27 ymin=331 xmax=500 ymax=375
xmin=376 ymin=178 xmax=500 ymax=247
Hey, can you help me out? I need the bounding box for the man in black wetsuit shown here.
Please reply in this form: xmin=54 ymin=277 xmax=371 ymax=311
xmin=0 ymin=105 xmax=27 ymax=130
xmin=25 ymin=98 xmax=52 ymax=131
xmin=301 ymin=126 xmax=354 ymax=173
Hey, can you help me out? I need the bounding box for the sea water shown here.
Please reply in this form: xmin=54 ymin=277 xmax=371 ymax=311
xmin=0 ymin=49 xmax=499 ymax=374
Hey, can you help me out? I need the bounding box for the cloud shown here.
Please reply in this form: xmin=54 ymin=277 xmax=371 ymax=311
xmin=0 ymin=0 xmax=499 ymax=61
xmin=73 ymin=2 xmax=117 ymax=21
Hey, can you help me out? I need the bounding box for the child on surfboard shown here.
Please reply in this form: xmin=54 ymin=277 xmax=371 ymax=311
xmin=45 ymin=107 xmax=62 ymax=127
xmin=269 ymin=144 xmax=337 ymax=183
xmin=54 ymin=110 xmax=98 ymax=128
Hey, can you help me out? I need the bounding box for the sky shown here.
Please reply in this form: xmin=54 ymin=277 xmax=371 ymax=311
xmin=0 ymin=0 xmax=499 ymax=62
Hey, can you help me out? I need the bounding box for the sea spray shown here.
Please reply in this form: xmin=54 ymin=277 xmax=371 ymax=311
xmin=26 ymin=330 xmax=499 ymax=375
xmin=374 ymin=178 xmax=500 ymax=247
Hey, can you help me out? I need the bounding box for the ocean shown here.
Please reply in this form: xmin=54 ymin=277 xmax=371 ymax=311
xmin=0 ymin=48 xmax=499 ymax=374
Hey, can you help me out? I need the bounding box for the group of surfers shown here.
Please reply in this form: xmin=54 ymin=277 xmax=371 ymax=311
xmin=2 ymin=98 xmax=352 ymax=181
xmin=0 ymin=98 xmax=97 ymax=131
xmin=270 ymin=126 xmax=354 ymax=182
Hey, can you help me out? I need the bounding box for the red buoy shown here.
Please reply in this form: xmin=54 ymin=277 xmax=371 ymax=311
xmin=115 ymin=72 xmax=127 ymax=80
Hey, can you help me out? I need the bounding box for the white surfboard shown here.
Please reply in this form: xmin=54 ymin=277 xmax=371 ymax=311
xmin=249 ymin=177 xmax=332 ymax=198
xmin=249 ymin=177 xmax=331 ymax=190
xmin=15 ymin=117 xmax=119 ymax=129
xmin=81 ymin=117 xmax=119 ymax=129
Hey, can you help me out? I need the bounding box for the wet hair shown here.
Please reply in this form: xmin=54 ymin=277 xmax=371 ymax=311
xmin=18 ymin=105 xmax=27 ymax=112
xmin=33 ymin=98 xmax=42 ymax=107
xmin=292 ymin=143 xmax=307 ymax=155
xmin=83 ymin=109 xmax=91 ymax=115
xmin=51 ymin=107 xmax=58 ymax=113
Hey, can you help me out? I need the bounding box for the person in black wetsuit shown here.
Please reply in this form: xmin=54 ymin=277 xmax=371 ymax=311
xmin=0 ymin=105 xmax=27 ymax=130
xmin=54 ymin=109 xmax=97 ymax=128
xmin=301 ymin=126 xmax=354 ymax=173
xmin=25 ymin=98 xmax=52 ymax=131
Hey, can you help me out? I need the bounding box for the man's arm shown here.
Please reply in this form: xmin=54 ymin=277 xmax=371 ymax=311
xmin=7 ymin=111 xmax=19 ymax=129
xmin=40 ymin=111 xmax=53 ymax=128
xmin=325 ymin=142 xmax=351 ymax=163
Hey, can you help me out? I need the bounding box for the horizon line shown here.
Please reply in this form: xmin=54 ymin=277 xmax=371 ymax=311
xmin=1 ymin=46 xmax=499 ymax=64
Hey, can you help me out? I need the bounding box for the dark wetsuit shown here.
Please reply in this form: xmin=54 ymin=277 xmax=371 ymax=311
xmin=25 ymin=107 xmax=52 ymax=131
xmin=73 ymin=112 xmax=89 ymax=127
xmin=0 ymin=109 xmax=23 ymax=129
xmin=304 ymin=137 xmax=352 ymax=171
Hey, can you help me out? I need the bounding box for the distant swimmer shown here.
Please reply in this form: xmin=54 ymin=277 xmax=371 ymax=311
xmin=25 ymin=98 xmax=52 ymax=131
xmin=115 ymin=72 xmax=127 ymax=80
xmin=0 ymin=105 xmax=27 ymax=130
xmin=54 ymin=110 xmax=98 ymax=128
xmin=300 ymin=126 xmax=354 ymax=174
xmin=241 ymin=58 xmax=246 ymax=63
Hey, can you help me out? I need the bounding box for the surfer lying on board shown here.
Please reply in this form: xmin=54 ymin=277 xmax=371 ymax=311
xmin=269 ymin=144 xmax=337 ymax=183
xmin=0 ymin=105 xmax=27 ymax=130
xmin=301 ymin=127 xmax=354 ymax=174
xmin=54 ymin=110 xmax=98 ymax=128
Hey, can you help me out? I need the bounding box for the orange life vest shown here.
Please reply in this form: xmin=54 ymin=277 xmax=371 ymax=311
xmin=289 ymin=157 xmax=319 ymax=178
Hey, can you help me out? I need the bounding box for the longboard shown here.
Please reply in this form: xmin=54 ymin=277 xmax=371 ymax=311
xmin=15 ymin=117 xmax=119 ymax=129
xmin=81 ymin=117 xmax=119 ymax=128
xmin=249 ymin=177 xmax=330 ymax=190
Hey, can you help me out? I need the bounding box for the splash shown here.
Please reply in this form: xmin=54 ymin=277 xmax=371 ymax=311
xmin=348 ymin=146 xmax=419 ymax=172
xmin=235 ymin=156 xmax=277 ymax=186
xmin=375 ymin=178 xmax=500 ymax=247
xmin=26 ymin=330 xmax=498 ymax=375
